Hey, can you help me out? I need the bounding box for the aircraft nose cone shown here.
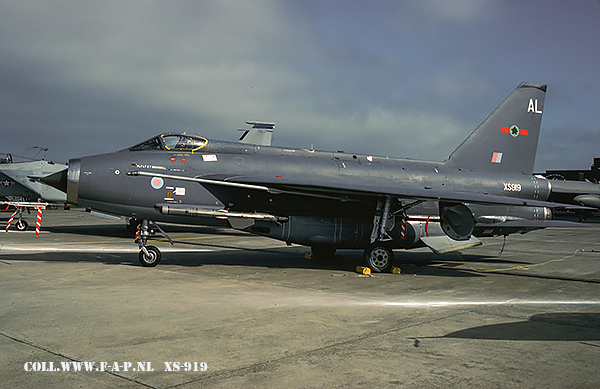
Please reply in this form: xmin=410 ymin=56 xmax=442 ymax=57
xmin=40 ymin=168 xmax=68 ymax=193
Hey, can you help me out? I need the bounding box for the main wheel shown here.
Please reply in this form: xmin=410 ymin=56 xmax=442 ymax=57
xmin=139 ymin=245 xmax=161 ymax=267
xmin=364 ymin=245 xmax=394 ymax=273
xmin=15 ymin=220 xmax=28 ymax=231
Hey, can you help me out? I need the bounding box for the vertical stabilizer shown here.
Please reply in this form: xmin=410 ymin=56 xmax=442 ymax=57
xmin=445 ymin=82 xmax=546 ymax=174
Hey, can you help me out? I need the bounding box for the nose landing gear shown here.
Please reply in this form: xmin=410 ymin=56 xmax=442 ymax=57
xmin=135 ymin=219 xmax=172 ymax=267
xmin=15 ymin=219 xmax=29 ymax=232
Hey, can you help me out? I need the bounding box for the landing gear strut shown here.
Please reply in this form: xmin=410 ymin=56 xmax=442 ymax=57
xmin=135 ymin=219 xmax=173 ymax=267
xmin=364 ymin=198 xmax=423 ymax=272
xmin=365 ymin=197 xmax=396 ymax=272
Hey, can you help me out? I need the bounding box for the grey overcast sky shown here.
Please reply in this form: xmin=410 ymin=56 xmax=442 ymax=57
xmin=1 ymin=0 xmax=599 ymax=171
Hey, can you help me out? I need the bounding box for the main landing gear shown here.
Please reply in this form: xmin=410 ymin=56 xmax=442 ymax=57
xmin=364 ymin=244 xmax=395 ymax=273
xmin=364 ymin=196 xmax=397 ymax=272
xmin=364 ymin=197 xmax=421 ymax=273
xmin=135 ymin=219 xmax=173 ymax=267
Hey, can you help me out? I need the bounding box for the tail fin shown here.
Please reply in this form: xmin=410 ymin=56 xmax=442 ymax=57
xmin=444 ymin=82 xmax=546 ymax=175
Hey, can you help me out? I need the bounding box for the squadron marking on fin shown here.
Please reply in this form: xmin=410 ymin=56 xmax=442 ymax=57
xmin=527 ymin=98 xmax=543 ymax=114
xmin=501 ymin=125 xmax=528 ymax=137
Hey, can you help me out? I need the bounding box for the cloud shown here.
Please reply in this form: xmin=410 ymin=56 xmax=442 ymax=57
xmin=406 ymin=0 xmax=499 ymax=25
xmin=0 ymin=1 xmax=322 ymax=156
xmin=0 ymin=0 xmax=598 ymax=171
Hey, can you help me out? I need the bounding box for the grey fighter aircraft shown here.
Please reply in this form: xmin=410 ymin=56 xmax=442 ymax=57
xmin=1 ymin=153 xmax=67 ymax=231
xmin=545 ymin=179 xmax=600 ymax=209
xmin=0 ymin=155 xmax=67 ymax=203
xmin=43 ymin=82 xmax=587 ymax=271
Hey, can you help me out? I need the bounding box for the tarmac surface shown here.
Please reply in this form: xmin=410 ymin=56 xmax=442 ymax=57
xmin=1 ymin=208 xmax=600 ymax=388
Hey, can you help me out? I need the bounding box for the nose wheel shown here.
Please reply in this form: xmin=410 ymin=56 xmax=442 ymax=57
xmin=138 ymin=245 xmax=161 ymax=267
xmin=135 ymin=219 xmax=172 ymax=267
xmin=15 ymin=220 xmax=29 ymax=231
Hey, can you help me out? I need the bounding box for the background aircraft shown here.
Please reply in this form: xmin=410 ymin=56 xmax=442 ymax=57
xmin=541 ymin=156 xmax=600 ymax=210
xmin=545 ymin=179 xmax=600 ymax=209
xmin=1 ymin=152 xmax=67 ymax=231
xmin=43 ymin=82 xmax=589 ymax=271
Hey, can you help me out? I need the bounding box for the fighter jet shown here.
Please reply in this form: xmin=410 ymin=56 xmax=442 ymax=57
xmin=544 ymin=179 xmax=600 ymax=209
xmin=1 ymin=153 xmax=67 ymax=231
xmin=43 ymin=82 xmax=588 ymax=270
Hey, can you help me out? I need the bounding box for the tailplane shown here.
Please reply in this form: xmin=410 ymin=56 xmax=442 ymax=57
xmin=444 ymin=82 xmax=546 ymax=175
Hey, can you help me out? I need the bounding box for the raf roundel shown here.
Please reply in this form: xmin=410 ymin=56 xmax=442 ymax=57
xmin=150 ymin=177 xmax=164 ymax=190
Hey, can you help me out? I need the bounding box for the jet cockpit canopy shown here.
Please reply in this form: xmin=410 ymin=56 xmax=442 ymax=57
xmin=129 ymin=133 xmax=208 ymax=152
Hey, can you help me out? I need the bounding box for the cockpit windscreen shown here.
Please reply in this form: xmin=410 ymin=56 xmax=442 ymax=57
xmin=129 ymin=134 xmax=207 ymax=152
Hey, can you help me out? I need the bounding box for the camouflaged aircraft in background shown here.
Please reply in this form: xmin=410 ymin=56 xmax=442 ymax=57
xmin=1 ymin=152 xmax=67 ymax=231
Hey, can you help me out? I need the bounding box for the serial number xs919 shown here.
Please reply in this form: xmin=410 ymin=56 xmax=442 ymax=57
xmin=503 ymin=182 xmax=522 ymax=192
xmin=23 ymin=361 xmax=208 ymax=372
xmin=164 ymin=362 xmax=208 ymax=372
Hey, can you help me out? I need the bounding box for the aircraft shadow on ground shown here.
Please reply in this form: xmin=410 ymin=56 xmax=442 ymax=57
xmin=3 ymin=219 xmax=591 ymax=278
xmin=0 ymin=249 xmax=355 ymax=272
xmin=395 ymin=250 xmax=600 ymax=284
xmin=439 ymin=313 xmax=600 ymax=342
xmin=0 ymin=242 xmax=543 ymax=278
